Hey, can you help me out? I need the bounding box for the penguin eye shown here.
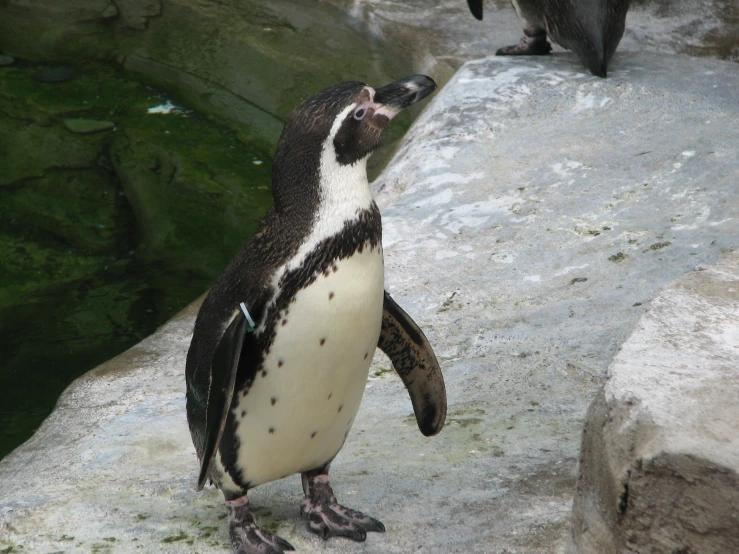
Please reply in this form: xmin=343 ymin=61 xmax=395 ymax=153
xmin=353 ymin=108 xmax=365 ymax=120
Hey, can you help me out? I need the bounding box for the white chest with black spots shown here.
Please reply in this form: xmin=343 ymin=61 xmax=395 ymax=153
xmin=230 ymin=243 xmax=384 ymax=487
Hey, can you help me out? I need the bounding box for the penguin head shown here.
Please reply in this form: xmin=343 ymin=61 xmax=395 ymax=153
xmin=333 ymin=75 xmax=438 ymax=165
xmin=275 ymin=75 xmax=436 ymax=169
xmin=271 ymin=75 xmax=436 ymax=214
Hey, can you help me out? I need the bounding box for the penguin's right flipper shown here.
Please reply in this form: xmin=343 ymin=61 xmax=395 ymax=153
xmin=197 ymin=313 xmax=248 ymax=490
xmin=378 ymin=291 xmax=447 ymax=437
xmin=467 ymin=0 xmax=483 ymax=20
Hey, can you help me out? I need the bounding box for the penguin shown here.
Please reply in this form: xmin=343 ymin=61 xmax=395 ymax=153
xmin=185 ymin=75 xmax=447 ymax=554
xmin=466 ymin=0 xmax=631 ymax=77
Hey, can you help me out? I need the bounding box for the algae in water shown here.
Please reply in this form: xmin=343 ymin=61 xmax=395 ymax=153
xmin=0 ymin=62 xmax=273 ymax=459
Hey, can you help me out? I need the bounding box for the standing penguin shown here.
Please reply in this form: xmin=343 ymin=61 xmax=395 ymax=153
xmin=466 ymin=0 xmax=631 ymax=77
xmin=185 ymin=75 xmax=446 ymax=554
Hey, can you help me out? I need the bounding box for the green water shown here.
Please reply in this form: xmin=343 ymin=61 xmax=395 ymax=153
xmin=0 ymin=62 xmax=275 ymax=459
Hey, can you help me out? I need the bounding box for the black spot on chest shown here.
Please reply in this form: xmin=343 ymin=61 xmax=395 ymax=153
xmin=237 ymin=204 xmax=381 ymax=391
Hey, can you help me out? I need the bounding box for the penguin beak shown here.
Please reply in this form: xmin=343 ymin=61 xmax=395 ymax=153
xmin=371 ymin=75 xmax=437 ymax=123
xmin=374 ymin=75 xmax=437 ymax=109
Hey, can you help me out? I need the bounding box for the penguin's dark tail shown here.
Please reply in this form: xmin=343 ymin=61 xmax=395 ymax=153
xmin=565 ymin=35 xmax=608 ymax=78
xmin=577 ymin=0 xmax=630 ymax=78
xmin=585 ymin=49 xmax=608 ymax=78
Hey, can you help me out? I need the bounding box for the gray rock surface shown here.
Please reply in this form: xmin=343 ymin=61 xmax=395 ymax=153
xmin=628 ymin=0 xmax=738 ymax=61
xmin=1 ymin=51 xmax=737 ymax=553
xmin=572 ymin=251 xmax=739 ymax=554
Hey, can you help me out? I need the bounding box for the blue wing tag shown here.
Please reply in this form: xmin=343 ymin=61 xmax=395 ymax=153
xmin=239 ymin=302 xmax=256 ymax=333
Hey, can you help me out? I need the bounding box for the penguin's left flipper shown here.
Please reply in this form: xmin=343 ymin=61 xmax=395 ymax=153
xmin=378 ymin=291 xmax=447 ymax=436
xmin=197 ymin=312 xmax=248 ymax=490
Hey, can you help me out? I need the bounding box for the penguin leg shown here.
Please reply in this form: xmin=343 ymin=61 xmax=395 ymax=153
xmin=497 ymin=25 xmax=552 ymax=56
xmin=226 ymin=494 xmax=295 ymax=554
xmin=300 ymin=464 xmax=385 ymax=541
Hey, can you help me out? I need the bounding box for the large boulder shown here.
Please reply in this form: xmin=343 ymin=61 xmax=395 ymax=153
xmin=572 ymin=251 xmax=739 ymax=553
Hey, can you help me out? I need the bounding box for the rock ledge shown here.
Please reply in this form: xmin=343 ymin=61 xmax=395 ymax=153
xmin=573 ymin=252 xmax=739 ymax=553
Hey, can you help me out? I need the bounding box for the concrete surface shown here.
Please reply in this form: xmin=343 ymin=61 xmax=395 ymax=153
xmin=572 ymin=252 xmax=739 ymax=554
xmin=1 ymin=51 xmax=737 ymax=553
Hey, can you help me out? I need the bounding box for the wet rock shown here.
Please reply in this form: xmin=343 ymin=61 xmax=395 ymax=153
xmin=116 ymin=0 xmax=161 ymax=30
xmin=31 ymin=65 xmax=76 ymax=83
xmin=101 ymin=3 xmax=119 ymax=18
xmin=572 ymin=252 xmax=739 ymax=554
xmin=62 ymin=118 xmax=115 ymax=134
xmin=0 ymin=121 xmax=103 ymax=186
xmin=0 ymin=53 xmax=13 ymax=66
xmin=0 ymin=0 xmax=412 ymax=160
xmin=1 ymin=168 xmax=125 ymax=253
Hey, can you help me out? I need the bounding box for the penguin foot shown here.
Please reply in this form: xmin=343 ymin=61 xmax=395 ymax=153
xmin=496 ymin=35 xmax=552 ymax=56
xmin=227 ymin=495 xmax=295 ymax=554
xmin=300 ymin=471 xmax=385 ymax=541
xmin=301 ymin=498 xmax=385 ymax=541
